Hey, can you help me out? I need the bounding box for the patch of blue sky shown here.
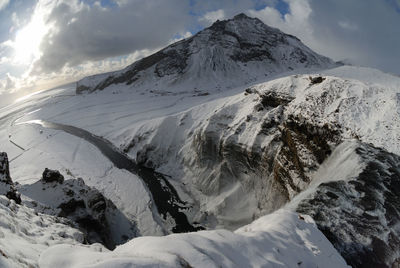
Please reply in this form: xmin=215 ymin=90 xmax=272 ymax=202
xmin=385 ymin=0 xmax=400 ymax=12
xmin=81 ymin=0 xmax=119 ymax=9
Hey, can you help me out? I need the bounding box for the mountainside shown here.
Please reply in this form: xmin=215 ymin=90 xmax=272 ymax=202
xmin=1 ymin=13 xmax=399 ymax=268
xmin=297 ymin=142 xmax=400 ymax=267
xmin=122 ymin=66 xmax=400 ymax=230
xmin=76 ymin=13 xmax=334 ymax=94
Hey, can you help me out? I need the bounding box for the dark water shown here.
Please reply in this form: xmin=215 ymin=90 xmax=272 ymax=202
xmin=21 ymin=120 xmax=202 ymax=233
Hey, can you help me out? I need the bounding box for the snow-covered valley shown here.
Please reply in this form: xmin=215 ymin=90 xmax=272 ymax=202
xmin=1 ymin=14 xmax=399 ymax=268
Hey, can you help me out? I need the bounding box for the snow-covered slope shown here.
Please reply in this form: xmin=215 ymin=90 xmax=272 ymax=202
xmin=120 ymin=66 xmax=399 ymax=230
xmin=76 ymin=13 xmax=335 ymax=94
xmin=0 ymin=154 xmax=85 ymax=268
xmin=0 ymin=196 xmax=84 ymax=268
xmin=39 ymin=209 xmax=348 ymax=268
xmin=0 ymin=11 xmax=399 ymax=266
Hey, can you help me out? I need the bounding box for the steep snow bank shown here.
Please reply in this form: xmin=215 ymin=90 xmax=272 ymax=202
xmin=39 ymin=209 xmax=349 ymax=268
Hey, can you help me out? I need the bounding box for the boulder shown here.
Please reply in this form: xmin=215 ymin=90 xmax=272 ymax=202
xmin=42 ymin=168 xmax=64 ymax=183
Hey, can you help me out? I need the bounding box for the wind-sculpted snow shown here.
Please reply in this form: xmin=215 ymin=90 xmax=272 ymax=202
xmin=76 ymin=13 xmax=334 ymax=94
xmin=297 ymin=142 xmax=400 ymax=268
xmin=39 ymin=209 xmax=349 ymax=268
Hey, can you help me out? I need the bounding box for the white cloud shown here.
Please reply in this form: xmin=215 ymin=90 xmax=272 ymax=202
xmin=248 ymin=0 xmax=400 ymax=73
xmin=0 ymin=73 xmax=16 ymax=93
xmin=338 ymin=21 xmax=358 ymax=31
xmin=25 ymin=0 xmax=191 ymax=74
xmin=0 ymin=0 xmax=9 ymax=11
xmin=1 ymin=0 xmax=400 ymax=95
xmin=199 ymin=9 xmax=226 ymax=25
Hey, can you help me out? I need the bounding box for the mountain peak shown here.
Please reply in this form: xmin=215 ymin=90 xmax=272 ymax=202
xmin=232 ymin=13 xmax=258 ymax=20
xmin=232 ymin=12 xmax=252 ymax=20
xmin=77 ymin=14 xmax=335 ymax=94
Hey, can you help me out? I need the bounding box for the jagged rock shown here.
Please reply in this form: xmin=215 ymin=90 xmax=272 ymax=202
xmin=20 ymin=173 xmax=138 ymax=250
xmin=42 ymin=168 xmax=64 ymax=183
xmin=297 ymin=143 xmax=400 ymax=268
xmin=274 ymin=117 xmax=341 ymax=199
xmin=0 ymin=152 xmax=21 ymax=204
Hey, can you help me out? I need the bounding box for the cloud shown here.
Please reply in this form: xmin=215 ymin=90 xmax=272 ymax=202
xmin=30 ymin=0 xmax=192 ymax=74
xmin=0 ymin=0 xmax=9 ymax=11
xmin=1 ymin=0 xmax=400 ymax=96
xmin=249 ymin=0 xmax=400 ymax=73
xmin=199 ymin=9 xmax=226 ymax=25
xmin=0 ymin=73 xmax=16 ymax=93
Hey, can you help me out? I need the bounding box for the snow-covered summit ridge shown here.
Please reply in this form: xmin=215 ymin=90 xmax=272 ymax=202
xmin=76 ymin=13 xmax=335 ymax=94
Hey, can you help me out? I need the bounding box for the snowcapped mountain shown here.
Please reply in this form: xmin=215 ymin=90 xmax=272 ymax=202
xmin=0 ymin=14 xmax=399 ymax=268
xmin=76 ymin=13 xmax=335 ymax=94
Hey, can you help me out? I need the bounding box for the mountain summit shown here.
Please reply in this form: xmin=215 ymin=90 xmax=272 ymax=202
xmin=77 ymin=13 xmax=334 ymax=93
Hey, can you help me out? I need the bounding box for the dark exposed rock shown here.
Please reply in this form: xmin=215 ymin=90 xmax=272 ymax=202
xmin=0 ymin=152 xmax=21 ymax=204
xmin=58 ymin=198 xmax=86 ymax=217
xmin=20 ymin=172 xmax=138 ymax=250
xmin=54 ymin=183 xmax=117 ymax=249
xmin=297 ymin=143 xmax=400 ymax=268
xmin=188 ymin=101 xmax=341 ymax=227
xmin=259 ymin=92 xmax=294 ymax=108
xmin=273 ymin=117 xmax=341 ymax=199
xmin=42 ymin=168 xmax=64 ymax=183
xmin=309 ymin=76 xmax=326 ymax=85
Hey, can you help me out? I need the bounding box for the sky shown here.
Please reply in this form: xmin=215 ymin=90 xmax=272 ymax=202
xmin=0 ymin=0 xmax=399 ymax=95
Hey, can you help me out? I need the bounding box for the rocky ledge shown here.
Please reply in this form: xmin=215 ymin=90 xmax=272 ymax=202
xmin=19 ymin=168 xmax=138 ymax=249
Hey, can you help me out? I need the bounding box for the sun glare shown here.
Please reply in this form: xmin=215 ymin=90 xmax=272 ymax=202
xmin=13 ymin=13 xmax=48 ymax=64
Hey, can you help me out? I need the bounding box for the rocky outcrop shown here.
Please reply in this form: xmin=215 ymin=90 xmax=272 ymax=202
xmin=274 ymin=116 xmax=341 ymax=199
xmin=297 ymin=143 xmax=400 ymax=268
xmin=20 ymin=171 xmax=138 ymax=249
xmin=179 ymin=89 xmax=342 ymax=228
xmin=0 ymin=152 xmax=21 ymax=204
xmin=42 ymin=168 xmax=64 ymax=183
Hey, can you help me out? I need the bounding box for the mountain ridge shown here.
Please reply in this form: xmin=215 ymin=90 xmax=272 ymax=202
xmin=76 ymin=13 xmax=335 ymax=94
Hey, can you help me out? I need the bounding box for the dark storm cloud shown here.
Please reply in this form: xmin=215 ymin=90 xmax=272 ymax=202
xmin=32 ymin=0 xmax=192 ymax=74
xmin=308 ymin=0 xmax=400 ymax=73
xmin=250 ymin=0 xmax=400 ymax=73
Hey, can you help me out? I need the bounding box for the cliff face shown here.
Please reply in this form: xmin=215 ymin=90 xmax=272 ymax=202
xmin=120 ymin=68 xmax=400 ymax=268
xmin=0 ymin=152 xmax=21 ymax=204
xmin=297 ymin=143 xmax=400 ymax=268
xmin=76 ymin=13 xmax=334 ymax=94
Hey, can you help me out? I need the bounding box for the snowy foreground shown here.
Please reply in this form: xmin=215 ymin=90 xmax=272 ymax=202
xmin=39 ymin=209 xmax=347 ymax=268
xmin=0 ymin=65 xmax=399 ymax=267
